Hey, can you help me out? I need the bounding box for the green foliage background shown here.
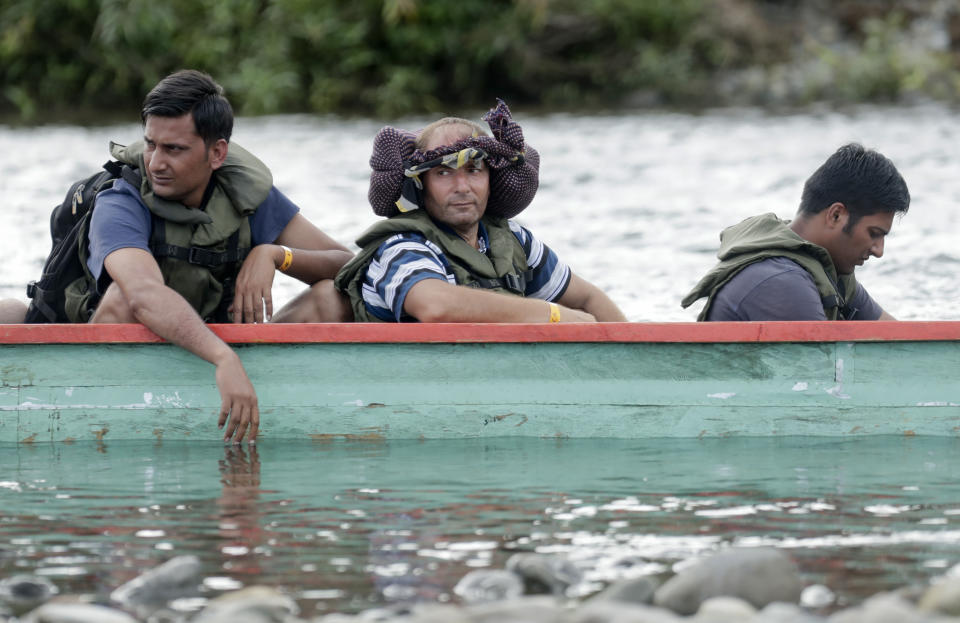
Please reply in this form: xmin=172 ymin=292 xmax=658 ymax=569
xmin=2 ymin=0 xmax=958 ymax=122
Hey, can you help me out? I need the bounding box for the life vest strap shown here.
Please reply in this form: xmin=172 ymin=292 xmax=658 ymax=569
xmin=467 ymin=269 xmax=533 ymax=295
xmin=149 ymin=221 xmax=249 ymax=268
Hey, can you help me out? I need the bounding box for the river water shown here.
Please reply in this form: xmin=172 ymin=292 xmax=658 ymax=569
xmin=2 ymin=437 xmax=960 ymax=618
xmin=2 ymin=104 xmax=959 ymax=320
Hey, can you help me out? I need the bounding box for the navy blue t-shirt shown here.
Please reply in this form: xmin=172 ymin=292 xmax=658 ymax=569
xmin=706 ymin=257 xmax=883 ymax=321
xmin=87 ymin=177 xmax=299 ymax=287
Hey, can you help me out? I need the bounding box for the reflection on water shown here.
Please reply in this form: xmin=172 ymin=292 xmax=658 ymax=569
xmin=2 ymin=104 xmax=960 ymax=320
xmin=2 ymin=437 xmax=960 ymax=616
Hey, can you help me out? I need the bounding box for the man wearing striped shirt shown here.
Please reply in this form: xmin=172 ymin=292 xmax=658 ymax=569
xmin=335 ymin=101 xmax=625 ymax=323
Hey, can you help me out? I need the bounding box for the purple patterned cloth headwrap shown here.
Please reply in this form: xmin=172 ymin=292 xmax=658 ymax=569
xmin=368 ymin=99 xmax=540 ymax=219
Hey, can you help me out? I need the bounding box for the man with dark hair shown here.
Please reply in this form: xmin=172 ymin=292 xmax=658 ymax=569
xmin=335 ymin=100 xmax=626 ymax=323
xmin=682 ymin=143 xmax=910 ymax=321
xmin=16 ymin=69 xmax=352 ymax=442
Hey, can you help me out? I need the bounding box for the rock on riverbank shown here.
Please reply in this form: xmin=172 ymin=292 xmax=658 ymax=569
xmin=7 ymin=548 xmax=960 ymax=622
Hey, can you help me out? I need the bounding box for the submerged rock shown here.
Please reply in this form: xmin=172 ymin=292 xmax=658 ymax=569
xmin=587 ymin=576 xmax=658 ymax=605
xmin=505 ymin=553 xmax=583 ymax=596
xmin=755 ymin=601 xmax=826 ymax=622
xmin=0 ymin=575 xmax=59 ymax=615
xmin=463 ymin=595 xmax=564 ymax=623
xmin=694 ymin=595 xmax=757 ymax=619
xmin=191 ymin=586 xmax=299 ymax=623
xmin=383 ymin=603 xmax=473 ymax=623
xmin=110 ymin=555 xmax=202 ymax=614
xmin=344 ymin=602 xmax=416 ymax=620
xmin=145 ymin=608 xmax=190 ymax=623
xmin=20 ymin=602 xmax=138 ymax=623
xmin=828 ymin=592 xmax=933 ymax=623
xmin=653 ymin=548 xmax=803 ymax=616
xmin=314 ymin=603 xmax=475 ymax=622
xmin=453 ymin=569 xmax=524 ymax=604
xmin=570 ymin=600 xmax=682 ymax=622
xmin=800 ymin=584 xmax=836 ymax=609
xmin=919 ymin=578 xmax=960 ymax=616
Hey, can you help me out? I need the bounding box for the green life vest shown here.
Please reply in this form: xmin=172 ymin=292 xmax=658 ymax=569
xmin=681 ymin=213 xmax=858 ymax=321
xmin=65 ymin=140 xmax=273 ymax=323
xmin=334 ymin=210 xmax=532 ymax=322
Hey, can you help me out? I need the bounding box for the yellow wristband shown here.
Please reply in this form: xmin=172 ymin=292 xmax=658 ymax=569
xmin=278 ymin=245 xmax=293 ymax=272
xmin=549 ymin=302 xmax=561 ymax=323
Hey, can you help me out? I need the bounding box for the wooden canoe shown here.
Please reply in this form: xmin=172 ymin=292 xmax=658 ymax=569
xmin=2 ymin=322 xmax=959 ymax=444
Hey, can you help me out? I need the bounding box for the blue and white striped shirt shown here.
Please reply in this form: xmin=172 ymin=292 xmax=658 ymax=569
xmin=362 ymin=220 xmax=571 ymax=321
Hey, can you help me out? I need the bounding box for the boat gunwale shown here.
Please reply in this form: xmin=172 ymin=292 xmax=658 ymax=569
xmin=2 ymin=321 xmax=959 ymax=344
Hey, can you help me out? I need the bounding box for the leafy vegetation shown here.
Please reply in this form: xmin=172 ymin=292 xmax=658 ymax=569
xmin=1 ymin=0 xmax=958 ymax=122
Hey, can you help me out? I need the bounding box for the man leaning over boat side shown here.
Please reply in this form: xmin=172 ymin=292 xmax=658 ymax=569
xmin=334 ymin=100 xmax=626 ymax=323
xmin=682 ymin=143 xmax=909 ymax=322
xmin=6 ymin=70 xmax=354 ymax=443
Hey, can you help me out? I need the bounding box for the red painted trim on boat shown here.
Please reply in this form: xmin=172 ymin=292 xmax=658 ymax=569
xmin=2 ymin=321 xmax=960 ymax=344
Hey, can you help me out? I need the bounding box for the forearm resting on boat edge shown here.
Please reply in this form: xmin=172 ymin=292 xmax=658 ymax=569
xmin=102 ymin=248 xmax=260 ymax=443
xmin=404 ymin=279 xmax=596 ymax=323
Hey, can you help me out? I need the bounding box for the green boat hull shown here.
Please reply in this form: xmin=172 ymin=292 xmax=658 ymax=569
xmin=2 ymin=322 xmax=959 ymax=443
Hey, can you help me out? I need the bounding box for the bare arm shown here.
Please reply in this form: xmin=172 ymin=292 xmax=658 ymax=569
xmin=403 ymin=278 xmax=596 ymax=323
xmin=274 ymin=213 xmax=354 ymax=280
xmin=104 ymin=248 xmax=259 ymax=443
xmin=231 ymin=213 xmax=354 ymax=322
xmin=556 ymin=273 xmax=627 ymax=322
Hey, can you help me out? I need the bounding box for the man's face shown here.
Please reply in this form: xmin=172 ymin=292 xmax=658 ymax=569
xmin=829 ymin=209 xmax=894 ymax=274
xmin=421 ymin=127 xmax=490 ymax=233
xmin=143 ymin=113 xmax=224 ymax=209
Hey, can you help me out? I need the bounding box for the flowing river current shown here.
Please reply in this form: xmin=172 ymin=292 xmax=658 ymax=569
xmin=2 ymin=106 xmax=960 ymax=617
xmin=2 ymin=104 xmax=959 ymax=320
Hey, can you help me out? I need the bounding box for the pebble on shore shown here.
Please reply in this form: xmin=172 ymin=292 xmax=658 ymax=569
xmin=8 ymin=549 xmax=960 ymax=622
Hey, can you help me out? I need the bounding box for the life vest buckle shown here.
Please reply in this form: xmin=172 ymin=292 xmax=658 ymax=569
xmin=503 ymin=272 xmax=525 ymax=294
xmin=187 ymin=246 xmax=223 ymax=268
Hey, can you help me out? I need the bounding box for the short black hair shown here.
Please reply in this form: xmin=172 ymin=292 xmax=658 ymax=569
xmin=141 ymin=70 xmax=233 ymax=145
xmin=799 ymin=143 xmax=910 ymax=228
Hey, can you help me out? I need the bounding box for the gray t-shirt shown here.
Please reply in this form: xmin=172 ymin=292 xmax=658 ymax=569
xmin=706 ymin=257 xmax=883 ymax=321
